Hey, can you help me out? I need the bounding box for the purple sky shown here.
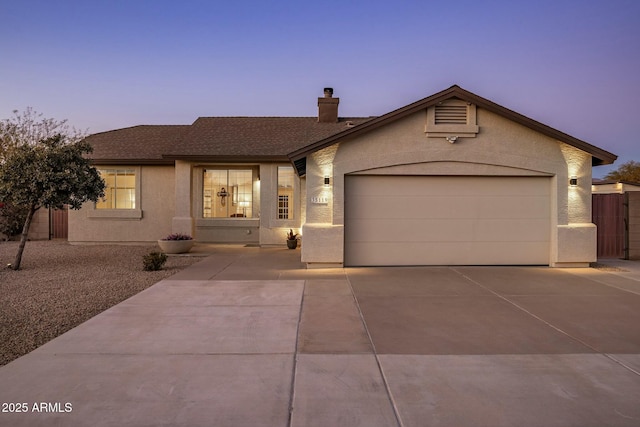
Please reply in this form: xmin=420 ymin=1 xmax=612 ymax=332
xmin=1 ymin=0 xmax=638 ymax=177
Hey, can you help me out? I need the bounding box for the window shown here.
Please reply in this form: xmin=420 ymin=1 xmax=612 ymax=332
xmin=277 ymin=166 xmax=294 ymax=219
xmin=203 ymin=169 xmax=253 ymax=218
xmin=96 ymin=169 xmax=136 ymax=209
xmin=278 ymin=195 xmax=290 ymax=219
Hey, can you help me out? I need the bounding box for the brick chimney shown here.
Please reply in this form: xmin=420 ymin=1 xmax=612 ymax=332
xmin=318 ymin=87 xmax=339 ymax=123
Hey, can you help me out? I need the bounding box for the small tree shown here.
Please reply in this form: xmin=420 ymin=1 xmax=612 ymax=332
xmin=0 ymin=108 xmax=74 ymax=163
xmin=0 ymin=109 xmax=105 ymax=270
xmin=604 ymin=160 xmax=640 ymax=183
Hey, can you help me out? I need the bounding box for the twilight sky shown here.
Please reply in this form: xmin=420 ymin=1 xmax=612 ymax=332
xmin=1 ymin=0 xmax=638 ymax=177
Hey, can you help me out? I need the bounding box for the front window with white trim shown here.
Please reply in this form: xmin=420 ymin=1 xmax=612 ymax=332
xmin=203 ymin=169 xmax=253 ymax=218
xmin=277 ymin=166 xmax=295 ymax=219
xmin=96 ymin=169 xmax=136 ymax=209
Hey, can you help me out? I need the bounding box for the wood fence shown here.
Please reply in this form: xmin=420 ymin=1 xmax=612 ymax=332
xmin=592 ymin=192 xmax=640 ymax=259
xmin=629 ymin=192 xmax=640 ymax=259
xmin=592 ymin=193 xmax=625 ymax=258
xmin=50 ymin=206 xmax=68 ymax=239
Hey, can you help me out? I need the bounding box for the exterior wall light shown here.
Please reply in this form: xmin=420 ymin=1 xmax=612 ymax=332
xmin=569 ymin=176 xmax=578 ymax=187
xmin=324 ymin=176 xmax=330 ymax=186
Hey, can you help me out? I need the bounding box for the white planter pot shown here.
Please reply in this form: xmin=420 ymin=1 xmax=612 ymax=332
xmin=157 ymin=239 xmax=194 ymax=254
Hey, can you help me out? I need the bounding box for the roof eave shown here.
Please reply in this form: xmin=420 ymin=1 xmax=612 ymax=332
xmin=89 ymin=159 xmax=174 ymax=166
xmin=161 ymin=154 xmax=290 ymax=163
xmin=456 ymin=88 xmax=617 ymax=166
xmin=288 ymin=85 xmax=618 ymax=167
xmin=593 ymin=179 xmax=640 ymax=186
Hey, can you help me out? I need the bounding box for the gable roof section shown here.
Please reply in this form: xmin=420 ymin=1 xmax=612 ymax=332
xmin=86 ymin=125 xmax=190 ymax=165
xmin=288 ymin=85 xmax=617 ymax=174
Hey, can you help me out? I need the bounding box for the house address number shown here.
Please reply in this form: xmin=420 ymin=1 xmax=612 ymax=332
xmin=311 ymin=196 xmax=329 ymax=204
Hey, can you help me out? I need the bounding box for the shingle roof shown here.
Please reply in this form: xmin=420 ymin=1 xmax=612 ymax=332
xmin=86 ymin=117 xmax=372 ymax=164
xmin=86 ymin=125 xmax=190 ymax=164
xmin=86 ymin=85 xmax=617 ymax=169
xmin=163 ymin=117 xmax=371 ymax=160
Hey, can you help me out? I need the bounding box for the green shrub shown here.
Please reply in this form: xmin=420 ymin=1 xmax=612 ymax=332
xmin=142 ymin=251 xmax=168 ymax=271
xmin=0 ymin=203 xmax=29 ymax=239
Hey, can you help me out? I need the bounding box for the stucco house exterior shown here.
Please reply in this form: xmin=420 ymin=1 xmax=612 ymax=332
xmin=592 ymin=180 xmax=640 ymax=194
xmin=70 ymin=85 xmax=617 ymax=267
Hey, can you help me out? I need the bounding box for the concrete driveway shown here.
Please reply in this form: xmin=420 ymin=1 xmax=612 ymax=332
xmin=1 ymin=246 xmax=640 ymax=426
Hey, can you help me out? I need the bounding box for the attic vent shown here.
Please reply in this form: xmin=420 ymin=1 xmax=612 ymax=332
xmin=425 ymin=101 xmax=479 ymax=138
xmin=293 ymin=157 xmax=307 ymax=177
xmin=435 ymin=104 xmax=467 ymax=124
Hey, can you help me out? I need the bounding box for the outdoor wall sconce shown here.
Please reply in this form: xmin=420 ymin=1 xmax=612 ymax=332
xmin=569 ymin=176 xmax=578 ymax=187
xmin=324 ymin=176 xmax=331 ymax=186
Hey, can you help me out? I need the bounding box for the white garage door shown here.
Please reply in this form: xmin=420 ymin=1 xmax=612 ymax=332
xmin=344 ymin=175 xmax=551 ymax=266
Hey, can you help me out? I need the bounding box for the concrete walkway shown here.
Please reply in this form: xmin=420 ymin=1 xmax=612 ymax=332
xmin=1 ymin=247 xmax=640 ymax=426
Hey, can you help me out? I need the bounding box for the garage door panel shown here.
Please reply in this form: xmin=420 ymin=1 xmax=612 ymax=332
xmin=348 ymin=218 xmax=550 ymax=243
xmin=346 ymin=241 xmax=550 ymax=266
xmin=345 ymin=176 xmax=551 ymax=266
xmin=349 ymin=195 xmax=550 ymax=220
xmin=348 ymin=175 xmax=551 ymax=197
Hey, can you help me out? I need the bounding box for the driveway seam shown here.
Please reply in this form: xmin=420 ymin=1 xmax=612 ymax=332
xmin=287 ymin=279 xmax=305 ymax=427
xmin=451 ymin=267 xmax=640 ymax=377
xmin=451 ymin=268 xmax=600 ymax=350
xmin=206 ymin=255 xmax=238 ymax=280
xmin=564 ymin=270 xmax=640 ymax=296
xmin=346 ymin=273 xmax=404 ymax=427
xmin=603 ymin=354 xmax=640 ymax=377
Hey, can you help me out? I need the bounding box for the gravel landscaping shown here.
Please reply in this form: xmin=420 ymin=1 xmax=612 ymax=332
xmin=0 ymin=240 xmax=202 ymax=366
